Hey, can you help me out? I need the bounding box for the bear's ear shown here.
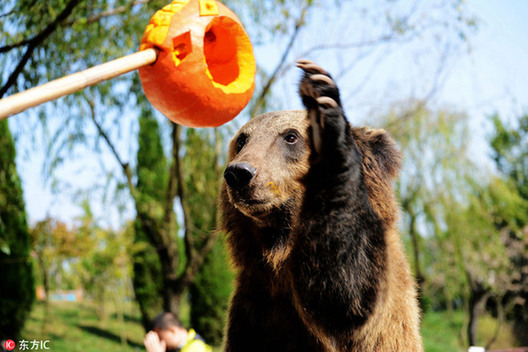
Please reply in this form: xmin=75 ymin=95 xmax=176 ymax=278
xmin=366 ymin=129 xmax=401 ymax=179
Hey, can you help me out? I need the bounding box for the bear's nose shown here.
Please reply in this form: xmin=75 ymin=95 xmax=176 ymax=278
xmin=224 ymin=162 xmax=257 ymax=190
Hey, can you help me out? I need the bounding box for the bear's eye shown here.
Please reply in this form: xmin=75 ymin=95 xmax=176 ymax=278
xmin=284 ymin=134 xmax=298 ymax=144
xmin=236 ymin=133 xmax=247 ymax=153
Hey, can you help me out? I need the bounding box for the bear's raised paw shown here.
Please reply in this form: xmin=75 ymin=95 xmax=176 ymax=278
xmin=296 ymin=60 xmax=347 ymax=155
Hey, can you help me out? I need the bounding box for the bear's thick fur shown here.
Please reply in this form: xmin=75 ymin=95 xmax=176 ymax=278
xmin=220 ymin=61 xmax=423 ymax=352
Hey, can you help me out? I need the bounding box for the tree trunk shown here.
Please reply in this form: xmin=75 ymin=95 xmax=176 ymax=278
xmin=467 ymin=287 xmax=491 ymax=346
xmin=164 ymin=285 xmax=184 ymax=315
xmin=36 ymin=252 xmax=50 ymax=335
xmin=485 ymin=297 xmax=504 ymax=350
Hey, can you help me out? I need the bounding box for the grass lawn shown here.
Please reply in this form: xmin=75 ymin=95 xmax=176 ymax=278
xmin=20 ymin=302 xmax=519 ymax=352
xmin=422 ymin=310 xmax=465 ymax=352
xmin=21 ymin=301 xmax=145 ymax=352
xmin=421 ymin=309 xmax=520 ymax=352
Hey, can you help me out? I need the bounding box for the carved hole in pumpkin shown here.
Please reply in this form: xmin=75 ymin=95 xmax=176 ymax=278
xmin=204 ymin=17 xmax=242 ymax=86
xmin=171 ymin=31 xmax=192 ymax=65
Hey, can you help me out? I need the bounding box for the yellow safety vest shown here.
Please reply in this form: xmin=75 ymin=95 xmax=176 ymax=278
xmin=181 ymin=329 xmax=212 ymax=352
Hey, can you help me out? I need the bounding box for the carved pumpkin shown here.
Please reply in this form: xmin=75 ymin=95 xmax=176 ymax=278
xmin=139 ymin=0 xmax=256 ymax=127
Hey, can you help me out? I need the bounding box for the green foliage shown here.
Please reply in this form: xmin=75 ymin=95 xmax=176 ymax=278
xmin=385 ymin=105 xmax=527 ymax=346
xmin=184 ymin=128 xmax=234 ymax=344
xmin=489 ymin=112 xmax=528 ymax=339
xmin=136 ymin=109 xmax=168 ymax=203
xmin=31 ymin=217 xmax=92 ymax=287
xmin=132 ymin=222 xmax=164 ymax=330
xmin=490 ymin=113 xmax=528 ymax=214
xmin=442 ymin=178 xmax=523 ymax=294
xmin=384 ymin=105 xmax=474 ymax=309
xmin=1 ymin=0 xmax=165 ymax=89
xmin=183 ymin=128 xmax=220 ymax=233
xmin=69 ymin=207 xmax=129 ymax=318
xmin=190 ymin=238 xmax=234 ymax=345
xmin=133 ymin=109 xmax=167 ymax=330
xmin=0 ymin=120 xmax=34 ymax=340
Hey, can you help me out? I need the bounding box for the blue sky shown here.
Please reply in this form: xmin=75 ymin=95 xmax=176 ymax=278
xmin=443 ymin=1 xmax=528 ymax=119
xmin=9 ymin=0 xmax=528 ymax=228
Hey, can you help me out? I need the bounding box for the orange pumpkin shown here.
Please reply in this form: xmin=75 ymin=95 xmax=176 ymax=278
xmin=138 ymin=0 xmax=256 ymax=128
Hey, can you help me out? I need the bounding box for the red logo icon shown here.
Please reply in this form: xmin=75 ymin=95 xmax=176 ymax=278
xmin=4 ymin=340 xmax=15 ymax=351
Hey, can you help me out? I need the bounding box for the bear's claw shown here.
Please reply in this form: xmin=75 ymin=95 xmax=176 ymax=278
xmin=296 ymin=61 xmax=327 ymax=75
xmin=309 ymin=74 xmax=336 ymax=87
xmin=316 ymin=96 xmax=338 ymax=109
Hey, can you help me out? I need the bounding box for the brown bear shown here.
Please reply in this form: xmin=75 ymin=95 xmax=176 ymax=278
xmin=220 ymin=60 xmax=423 ymax=352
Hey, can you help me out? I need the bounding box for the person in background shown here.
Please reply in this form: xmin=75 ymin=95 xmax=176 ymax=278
xmin=144 ymin=312 xmax=212 ymax=352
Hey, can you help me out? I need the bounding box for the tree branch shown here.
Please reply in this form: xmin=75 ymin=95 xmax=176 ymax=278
xmin=485 ymin=295 xmax=504 ymax=350
xmin=84 ymin=95 xmax=178 ymax=277
xmin=196 ymin=129 xmax=223 ymax=252
xmin=171 ymin=124 xmax=195 ymax=271
xmin=173 ymin=128 xmax=223 ymax=290
xmin=249 ymin=6 xmax=309 ymax=116
xmin=0 ymin=0 xmax=151 ymax=55
xmin=84 ymin=95 xmax=128 ymax=173
xmin=63 ymin=0 xmax=151 ymax=26
xmin=382 ymin=43 xmax=454 ymax=137
xmin=85 ymin=95 xmax=182 ymax=296
xmin=0 ymin=0 xmax=82 ymax=98
xmin=85 ymin=95 xmax=143 ymax=219
xmin=164 ymin=123 xmax=180 ymax=228
xmin=0 ymin=8 xmax=15 ymax=18
xmin=0 ymin=38 xmax=33 ymax=54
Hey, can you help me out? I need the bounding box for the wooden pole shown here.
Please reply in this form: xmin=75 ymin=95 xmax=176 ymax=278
xmin=0 ymin=48 xmax=159 ymax=120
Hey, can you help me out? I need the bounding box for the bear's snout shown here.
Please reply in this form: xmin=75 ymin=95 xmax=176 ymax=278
xmin=224 ymin=162 xmax=257 ymax=190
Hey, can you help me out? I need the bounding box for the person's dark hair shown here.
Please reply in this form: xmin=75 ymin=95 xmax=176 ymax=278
xmin=150 ymin=312 xmax=183 ymax=331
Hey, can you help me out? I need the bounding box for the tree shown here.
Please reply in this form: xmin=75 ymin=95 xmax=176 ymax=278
xmin=183 ymin=128 xmax=233 ymax=345
xmin=0 ymin=119 xmax=34 ymax=341
xmin=30 ymin=216 xmax=89 ymax=333
xmin=132 ymin=107 xmax=167 ymax=329
xmin=489 ymin=112 xmax=528 ymax=345
xmin=437 ymin=177 xmax=526 ymax=347
xmin=389 ymin=109 xmax=528 ymax=347
xmin=190 ymin=238 xmax=234 ymax=345
xmin=381 ymin=105 xmax=473 ymax=310
xmin=75 ymin=202 xmax=133 ymax=327
xmin=380 ymin=105 xmax=524 ymax=347
xmin=132 ymin=108 xmax=233 ymax=337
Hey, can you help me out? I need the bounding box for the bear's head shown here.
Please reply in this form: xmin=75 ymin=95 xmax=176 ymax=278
xmin=222 ymin=110 xmax=311 ymax=225
xmin=220 ymin=110 xmax=401 ymax=268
